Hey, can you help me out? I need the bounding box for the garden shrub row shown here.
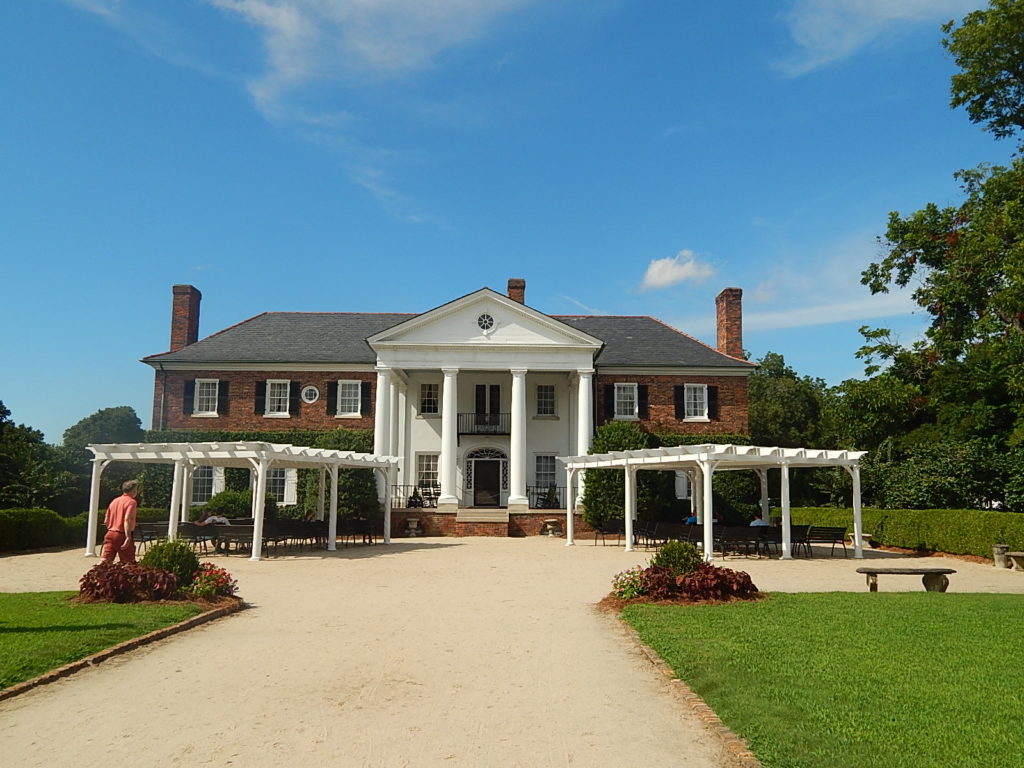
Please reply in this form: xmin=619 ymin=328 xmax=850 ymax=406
xmin=0 ymin=508 xmax=86 ymax=551
xmin=789 ymin=507 xmax=1024 ymax=558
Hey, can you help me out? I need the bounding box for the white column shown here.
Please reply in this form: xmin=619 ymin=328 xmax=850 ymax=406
xmin=85 ymin=459 xmax=107 ymax=556
xmin=373 ymin=367 xmax=392 ymax=502
xmin=509 ymin=368 xmax=528 ymax=508
xmin=780 ymin=464 xmax=792 ymax=560
xmin=251 ymin=459 xmax=269 ymax=561
xmin=317 ymin=468 xmax=326 ymax=521
xmin=168 ymin=461 xmax=184 ymax=540
xmin=389 ymin=380 xmax=400 ymax=457
xmin=624 ymin=465 xmax=636 ymax=552
xmin=439 ymin=368 xmax=459 ymax=508
xmin=328 ymin=466 xmax=339 ymax=551
xmin=851 ymin=464 xmax=864 ymax=559
xmin=702 ymin=462 xmax=715 ymax=561
xmin=564 ymin=468 xmax=575 ymax=546
xmin=373 ymin=367 xmax=392 ymax=455
xmin=576 ymin=370 xmax=594 ymax=506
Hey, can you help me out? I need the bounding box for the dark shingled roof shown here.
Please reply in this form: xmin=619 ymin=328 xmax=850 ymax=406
xmin=556 ymin=316 xmax=752 ymax=368
xmin=144 ymin=312 xmax=753 ymax=369
xmin=144 ymin=313 xmax=415 ymax=364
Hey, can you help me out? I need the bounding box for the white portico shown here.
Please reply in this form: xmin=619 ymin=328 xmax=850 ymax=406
xmin=367 ymin=288 xmax=602 ymax=514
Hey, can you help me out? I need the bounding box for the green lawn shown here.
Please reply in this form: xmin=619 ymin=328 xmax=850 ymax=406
xmin=624 ymin=593 xmax=1024 ymax=768
xmin=0 ymin=592 xmax=203 ymax=689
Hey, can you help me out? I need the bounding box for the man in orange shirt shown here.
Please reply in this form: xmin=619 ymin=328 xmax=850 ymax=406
xmin=101 ymin=480 xmax=139 ymax=564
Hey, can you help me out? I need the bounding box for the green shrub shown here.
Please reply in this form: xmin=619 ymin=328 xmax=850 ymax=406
xmin=141 ymin=540 xmax=200 ymax=587
xmin=188 ymin=563 xmax=238 ymax=599
xmin=788 ymin=507 xmax=1024 ymax=558
xmin=198 ymin=489 xmax=278 ymax=519
xmin=0 ymin=508 xmax=72 ymax=551
xmin=650 ymin=540 xmax=703 ymax=577
xmin=611 ymin=565 xmax=648 ymax=599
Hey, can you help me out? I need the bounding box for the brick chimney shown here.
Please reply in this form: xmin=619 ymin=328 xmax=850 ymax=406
xmin=507 ymin=278 xmax=526 ymax=304
xmin=170 ymin=284 xmax=202 ymax=352
xmin=715 ymin=287 xmax=744 ymax=359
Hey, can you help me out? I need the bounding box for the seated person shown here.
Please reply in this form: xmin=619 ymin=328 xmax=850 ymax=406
xmin=684 ymin=514 xmax=698 ymax=525
xmin=749 ymin=513 xmax=769 ymax=527
xmin=196 ymin=510 xmax=231 ymax=526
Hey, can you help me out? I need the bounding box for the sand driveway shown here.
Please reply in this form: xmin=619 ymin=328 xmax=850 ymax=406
xmin=1 ymin=538 xmax=752 ymax=768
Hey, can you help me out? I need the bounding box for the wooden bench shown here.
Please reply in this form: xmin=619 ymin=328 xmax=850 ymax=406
xmin=856 ymin=567 xmax=956 ymax=592
xmin=805 ymin=526 xmax=848 ymax=557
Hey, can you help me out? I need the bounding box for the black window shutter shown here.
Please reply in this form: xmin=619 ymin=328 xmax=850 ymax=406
xmin=674 ymin=386 xmax=685 ymax=419
xmin=638 ymin=385 xmax=649 ymax=419
xmin=327 ymin=381 xmax=338 ymax=414
xmin=290 ymin=381 xmax=301 ymax=416
xmin=475 ymin=385 xmax=486 ymax=414
xmin=603 ymin=384 xmax=615 ymax=421
xmin=255 ymin=381 xmax=266 ymax=415
xmin=490 ymin=385 xmax=500 ymax=413
xmin=218 ymin=381 xmax=230 ymax=416
xmin=708 ymin=386 xmax=719 ymax=420
xmin=361 ymin=381 xmax=372 ymax=416
xmin=183 ymin=380 xmax=195 ymax=416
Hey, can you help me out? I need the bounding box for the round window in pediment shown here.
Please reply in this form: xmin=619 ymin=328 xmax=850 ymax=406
xmin=477 ymin=313 xmax=495 ymax=331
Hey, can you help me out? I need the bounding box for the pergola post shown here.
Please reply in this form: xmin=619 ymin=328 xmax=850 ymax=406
xmin=757 ymin=468 xmax=770 ymax=520
xmin=327 ymin=466 xmax=339 ymax=551
xmin=780 ymin=463 xmax=792 ymax=560
xmin=382 ymin=466 xmax=394 ymax=544
xmin=180 ymin=464 xmax=193 ymax=523
xmin=701 ymin=461 xmax=714 ymax=562
xmin=564 ymin=468 xmax=576 ymax=546
xmin=693 ymin=467 xmax=704 ymax=523
xmin=251 ymin=458 xmax=269 ymax=561
xmin=849 ymin=464 xmax=864 ymax=559
xmin=85 ymin=458 xmax=108 ymax=556
xmin=168 ymin=461 xmax=184 ymax=541
xmin=623 ymin=465 xmax=636 ymax=552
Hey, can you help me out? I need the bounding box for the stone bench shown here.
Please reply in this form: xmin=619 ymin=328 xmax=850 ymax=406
xmin=1007 ymin=552 xmax=1024 ymax=570
xmin=856 ymin=567 xmax=957 ymax=593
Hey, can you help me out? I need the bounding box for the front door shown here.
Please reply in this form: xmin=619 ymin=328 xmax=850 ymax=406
xmin=473 ymin=460 xmax=501 ymax=507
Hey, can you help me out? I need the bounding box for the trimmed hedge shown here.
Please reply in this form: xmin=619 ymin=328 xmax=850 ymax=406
xmin=0 ymin=508 xmax=83 ymax=551
xmin=789 ymin=507 xmax=1024 ymax=558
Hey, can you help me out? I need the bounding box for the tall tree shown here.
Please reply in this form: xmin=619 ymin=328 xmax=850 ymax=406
xmin=944 ymin=0 xmax=1024 ymax=143
xmin=747 ymin=352 xmax=827 ymax=448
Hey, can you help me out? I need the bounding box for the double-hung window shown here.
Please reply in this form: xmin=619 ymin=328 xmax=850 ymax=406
xmin=614 ymin=383 xmax=638 ymax=419
xmin=191 ymin=466 xmax=215 ymax=504
xmin=535 ymin=455 xmax=557 ymax=488
xmin=265 ymin=468 xmax=297 ymax=505
xmin=417 ymin=454 xmax=439 ymax=488
xmin=684 ymin=383 xmax=708 ymax=420
xmin=420 ymin=383 xmax=439 ymax=415
xmin=536 ymin=385 xmax=555 ymax=416
xmin=336 ymin=380 xmax=362 ymax=417
xmin=194 ymin=379 xmax=219 ymax=416
xmin=265 ymin=380 xmax=291 ymax=416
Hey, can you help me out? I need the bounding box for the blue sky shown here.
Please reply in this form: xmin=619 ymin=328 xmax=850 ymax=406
xmin=1 ymin=0 xmax=1013 ymax=443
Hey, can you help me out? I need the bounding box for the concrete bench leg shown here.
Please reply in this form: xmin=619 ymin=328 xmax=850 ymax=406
xmin=921 ymin=573 xmax=949 ymax=592
xmin=865 ymin=573 xmax=878 ymax=592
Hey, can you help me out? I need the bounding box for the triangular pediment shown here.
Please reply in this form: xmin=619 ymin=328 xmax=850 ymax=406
xmin=367 ymin=288 xmax=602 ymax=349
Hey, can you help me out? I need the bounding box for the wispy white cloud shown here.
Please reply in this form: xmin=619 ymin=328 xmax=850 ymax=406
xmin=206 ymin=0 xmax=541 ymax=115
xmin=560 ymin=295 xmax=608 ymax=315
xmin=638 ymin=250 xmax=714 ymax=292
xmin=778 ymin=0 xmax=981 ymax=76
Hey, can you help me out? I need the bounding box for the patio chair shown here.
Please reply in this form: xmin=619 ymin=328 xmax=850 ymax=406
xmin=593 ymin=519 xmax=623 ymax=546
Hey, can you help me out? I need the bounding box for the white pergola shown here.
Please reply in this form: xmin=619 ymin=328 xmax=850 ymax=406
xmin=85 ymin=442 xmax=401 ymax=561
xmin=559 ymin=443 xmax=867 ymax=560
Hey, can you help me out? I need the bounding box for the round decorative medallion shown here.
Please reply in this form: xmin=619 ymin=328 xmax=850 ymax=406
xmin=300 ymin=385 xmax=320 ymax=404
xmin=477 ymin=313 xmax=495 ymax=331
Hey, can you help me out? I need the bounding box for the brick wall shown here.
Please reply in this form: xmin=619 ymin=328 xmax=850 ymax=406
xmin=154 ymin=370 xmax=376 ymax=431
xmin=390 ymin=510 xmax=594 ymax=538
xmin=594 ymin=373 xmax=748 ymax=435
